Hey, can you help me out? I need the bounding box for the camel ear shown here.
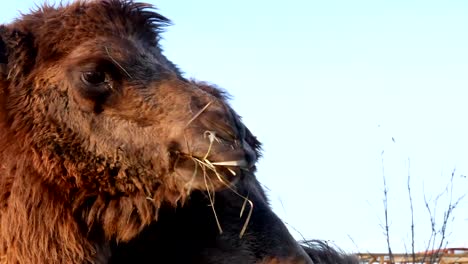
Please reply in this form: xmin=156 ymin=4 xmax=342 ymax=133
xmin=0 ymin=26 xmax=35 ymax=80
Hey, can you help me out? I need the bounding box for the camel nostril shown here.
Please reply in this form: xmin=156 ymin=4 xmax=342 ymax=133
xmin=203 ymin=119 xmax=238 ymax=142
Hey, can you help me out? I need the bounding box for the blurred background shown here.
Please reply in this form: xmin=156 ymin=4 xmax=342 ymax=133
xmin=2 ymin=0 xmax=467 ymax=253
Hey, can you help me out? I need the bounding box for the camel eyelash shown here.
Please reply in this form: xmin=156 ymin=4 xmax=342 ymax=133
xmin=76 ymin=56 xmax=126 ymax=79
xmin=72 ymin=63 xmax=119 ymax=104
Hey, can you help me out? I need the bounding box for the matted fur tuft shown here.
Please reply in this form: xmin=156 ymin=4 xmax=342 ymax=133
xmin=302 ymin=240 xmax=359 ymax=264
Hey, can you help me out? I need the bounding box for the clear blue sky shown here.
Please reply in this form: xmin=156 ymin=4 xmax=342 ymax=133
xmin=2 ymin=0 xmax=467 ymax=253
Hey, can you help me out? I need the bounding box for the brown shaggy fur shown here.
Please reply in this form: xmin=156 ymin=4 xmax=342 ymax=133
xmin=0 ymin=1 xmax=357 ymax=263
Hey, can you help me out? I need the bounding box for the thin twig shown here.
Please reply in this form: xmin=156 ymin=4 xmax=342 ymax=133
xmin=407 ymin=158 xmax=416 ymax=264
xmin=381 ymin=151 xmax=394 ymax=264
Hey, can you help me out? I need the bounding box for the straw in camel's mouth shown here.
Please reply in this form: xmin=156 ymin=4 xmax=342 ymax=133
xmin=170 ymin=152 xmax=253 ymax=238
xmin=173 ymin=153 xmax=248 ymax=182
xmin=210 ymin=159 xmax=249 ymax=168
xmin=208 ymin=159 xmax=250 ymax=176
xmin=173 ymin=128 xmax=254 ymax=185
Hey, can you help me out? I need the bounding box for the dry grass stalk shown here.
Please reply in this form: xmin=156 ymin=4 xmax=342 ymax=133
xmin=202 ymin=164 xmax=223 ymax=234
xmin=185 ymin=101 xmax=213 ymax=128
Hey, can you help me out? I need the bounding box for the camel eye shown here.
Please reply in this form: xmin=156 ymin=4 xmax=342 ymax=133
xmin=81 ymin=71 xmax=107 ymax=85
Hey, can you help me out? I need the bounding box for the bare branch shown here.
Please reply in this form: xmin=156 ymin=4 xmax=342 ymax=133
xmin=381 ymin=151 xmax=394 ymax=264
xmin=421 ymin=170 xmax=466 ymax=263
xmin=406 ymin=158 xmax=416 ymax=264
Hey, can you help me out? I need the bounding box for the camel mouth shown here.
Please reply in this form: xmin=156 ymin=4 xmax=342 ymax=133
xmin=178 ymin=153 xmax=250 ymax=175
xmin=169 ymin=129 xmax=257 ymax=190
xmin=169 ymin=117 xmax=257 ymax=191
xmin=171 ymin=151 xmax=252 ymax=191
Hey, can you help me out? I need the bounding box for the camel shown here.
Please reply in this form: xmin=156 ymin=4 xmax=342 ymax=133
xmin=0 ymin=1 xmax=357 ymax=263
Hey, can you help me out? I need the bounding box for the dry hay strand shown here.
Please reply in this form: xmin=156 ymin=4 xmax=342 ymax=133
xmin=185 ymin=101 xmax=213 ymax=128
xmin=105 ymin=46 xmax=132 ymax=79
